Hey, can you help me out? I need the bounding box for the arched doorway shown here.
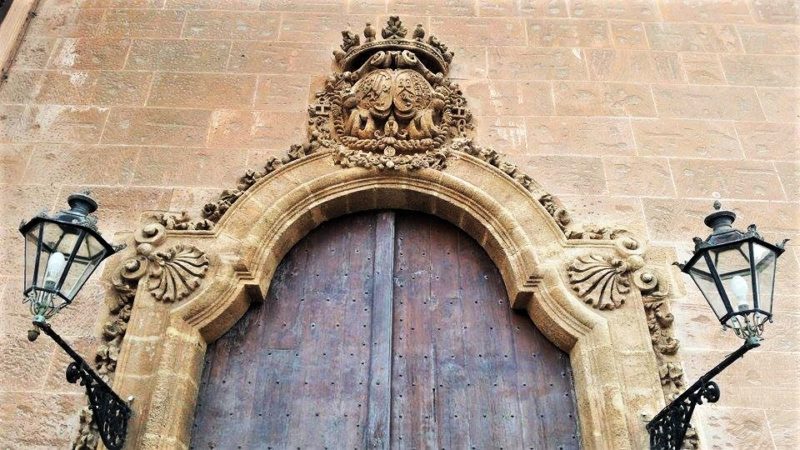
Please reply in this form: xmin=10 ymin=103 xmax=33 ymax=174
xmin=190 ymin=211 xmax=579 ymax=449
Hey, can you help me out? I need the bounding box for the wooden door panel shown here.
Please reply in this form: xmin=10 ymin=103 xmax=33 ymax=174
xmin=191 ymin=213 xmax=379 ymax=449
xmin=390 ymin=213 xmax=579 ymax=450
xmin=191 ymin=211 xmax=579 ymax=449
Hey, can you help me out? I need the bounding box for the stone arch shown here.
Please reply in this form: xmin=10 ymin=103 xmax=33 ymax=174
xmin=100 ymin=148 xmax=678 ymax=450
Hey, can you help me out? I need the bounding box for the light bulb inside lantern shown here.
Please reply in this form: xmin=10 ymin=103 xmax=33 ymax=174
xmin=731 ymin=274 xmax=750 ymax=312
xmin=43 ymin=252 xmax=66 ymax=290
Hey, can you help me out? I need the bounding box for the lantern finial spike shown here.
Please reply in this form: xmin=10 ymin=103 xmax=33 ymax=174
xmin=713 ymin=200 xmax=722 ymax=210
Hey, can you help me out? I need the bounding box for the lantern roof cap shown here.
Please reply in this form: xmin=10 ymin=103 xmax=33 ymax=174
xmin=684 ymin=201 xmax=789 ymax=259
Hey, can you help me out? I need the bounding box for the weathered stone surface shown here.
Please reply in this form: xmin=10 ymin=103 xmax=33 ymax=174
xmin=680 ymin=52 xmax=726 ymax=85
xmin=736 ymin=121 xmax=799 ymax=161
xmin=132 ymin=147 xmax=247 ymax=187
xmin=652 ymin=85 xmax=764 ymax=120
xmin=517 ymin=155 xmax=607 ymax=195
xmin=147 ymin=73 xmax=257 ymax=108
xmin=99 ymin=9 xmax=186 ymax=38
xmin=475 ymin=116 xmax=527 ymax=154
xmin=737 ymin=25 xmax=800 ymax=54
xmin=569 ymin=0 xmax=660 ymax=20
xmin=477 ymin=0 xmax=567 ymax=17
xmin=488 ymin=48 xmax=587 ymax=80
xmin=554 ymin=81 xmax=656 ymax=117
xmin=659 ymin=0 xmax=752 ymax=23
xmin=254 ymin=74 xmax=314 ymax=112
xmin=207 ymin=110 xmax=306 ymax=149
xmin=0 ymin=70 xmax=43 ymax=104
xmin=632 ymin=119 xmax=742 ymax=159
xmin=23 ymin=144 xmax=138 ymax=185
xmin=609 ymin=21 xmax=648 ymax=49
xmin=527 ymin=19 xmax=611 ymax=47
xmin=749 ymin=0 xmax=799 ymax=24
xmin=586 ymin=50 xmax=683 ymax=83
xmin=603 ymin=156 xmax=675 ymax=197
xmin=49 ymin=38 xmax=131 ymax=70
xmin=721 ymin=54 xmax=800 ymax=87
xmin=757 ymin=88 xmax=800 ymax=122
xmin=670 ymin=158 xmax=785 ymax=200
xmin=3 ymin=105 xmax=109 ymax=144
xmin=645 ymin=23 xmax=741 ymax=53
xmin=526 ymin=117 xmax=635 ymax=156
xmin=36 ymin=71 xmax=152 ymax=106
xmin=102 ymin=107 xmax=212 ymax=146
xmin=11 ymin=37 xmax=56 ymax=69
xmin=432 ymin=17 xmax=526 ymax=47
xmin=0 ymin=391 xmax=84 ymax=448
xmin=0 ymin=144 xmax=32 ymax=184
xmin=227 ymin=41 xmax=333 ymax=74
xmin=126 ymin=39 xmax=231 ymax=72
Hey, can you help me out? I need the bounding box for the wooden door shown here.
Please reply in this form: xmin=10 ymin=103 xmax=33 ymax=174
xmin=191 ymin=212 xmax=579 ymax=449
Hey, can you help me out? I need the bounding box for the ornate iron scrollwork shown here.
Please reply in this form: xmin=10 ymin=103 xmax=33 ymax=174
xmin=646 ymin=337 xmax=760 ymax=449
xmin=33 ymin=321 xmax=131 ymax=450
xmin=646 ymin=380 xmax=720 ymax=449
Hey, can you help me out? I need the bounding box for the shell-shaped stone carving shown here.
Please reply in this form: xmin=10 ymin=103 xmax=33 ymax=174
xmin=567 ymin=254 xmax=633 ymax=310
xmin=147 ymin=245 xmax=209 ymax=302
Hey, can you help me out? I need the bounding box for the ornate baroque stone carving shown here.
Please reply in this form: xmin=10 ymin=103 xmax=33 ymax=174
xmin=642 ymin=284 xmax=699 ymax=448
xmin=318 ymin=17 xmax=474 ymax=170
xmin=72 ymin=225 xmax=209 ymax=448
xmin=119 ymin=224 xmax=210 ymax=303
xmin=566 ymin=236 xmax=667 ymax=310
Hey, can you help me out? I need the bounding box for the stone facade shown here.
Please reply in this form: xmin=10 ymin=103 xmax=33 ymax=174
xmin=0 ymin=1 xmax=797 ymax=449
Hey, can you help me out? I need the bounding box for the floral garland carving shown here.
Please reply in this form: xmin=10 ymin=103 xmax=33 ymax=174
xmin=72 ymin=224 xmax=209 ymax=448
xmin=643 ymin=286 xmax=699 ymax=448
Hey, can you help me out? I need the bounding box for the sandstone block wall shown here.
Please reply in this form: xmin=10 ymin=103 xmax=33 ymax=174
xmin=0 ymin=0 xmax=797 ymax=448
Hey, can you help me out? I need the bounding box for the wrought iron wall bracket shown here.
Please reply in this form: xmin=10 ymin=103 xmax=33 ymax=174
xmin=646 ymin=336 xmax=760 ymax=449
xmin=32 ymin=321 xmax=132 ymax=450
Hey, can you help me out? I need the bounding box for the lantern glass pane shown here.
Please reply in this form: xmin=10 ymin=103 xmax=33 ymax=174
xmin=63 ymin=233 xmax=108 ymax=300
xmin=753 ymin=242 xmax=777 ymax=317
xmin=687 ymin=253 xmax=728 ymax=321
xmin=711 ymin=244 xmax=755 ymax=326
xmin=23 ymin=223 xmax=42 ymax=293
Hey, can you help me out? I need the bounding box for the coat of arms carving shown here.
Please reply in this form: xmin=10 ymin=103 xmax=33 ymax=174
xmin=309 ymin=17 xmax=473 ymax=170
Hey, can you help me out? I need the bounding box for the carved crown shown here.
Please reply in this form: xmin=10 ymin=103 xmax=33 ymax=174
xmin=334 ymin=16 xmax=454 ymax=75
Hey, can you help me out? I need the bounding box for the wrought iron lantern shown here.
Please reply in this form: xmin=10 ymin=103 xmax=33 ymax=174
xmin=678 ymin=201 xmax=786 ymax=341
xmin=20 ymin=192 xmax=131 ymax=450
xmin=647 ymin=201 xmax=788 ymax=450
xmin=20 ymin=192 xmax=118 ymax=323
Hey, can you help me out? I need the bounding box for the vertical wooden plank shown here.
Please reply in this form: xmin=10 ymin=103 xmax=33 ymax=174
xmin=364 ymin=211 xmax=395 ymax=449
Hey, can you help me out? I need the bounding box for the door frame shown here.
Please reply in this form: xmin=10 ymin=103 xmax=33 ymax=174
xmin=96 ymin=149 xmax=687 ymax=449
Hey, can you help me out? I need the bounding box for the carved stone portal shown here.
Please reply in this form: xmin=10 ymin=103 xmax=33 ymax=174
xmin=74 ymin=16 xmax=694 ymax=450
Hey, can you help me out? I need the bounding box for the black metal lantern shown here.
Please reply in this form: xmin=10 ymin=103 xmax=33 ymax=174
xmin=19 ymin=192 xmax=119 ymax=323
xmin=678 ymin=201 xmax=788 ymax=341
xmin=647 ymin=201 xmax=789 ymax=449
xmin=19 ymin=192 xmax=131 ymax=450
